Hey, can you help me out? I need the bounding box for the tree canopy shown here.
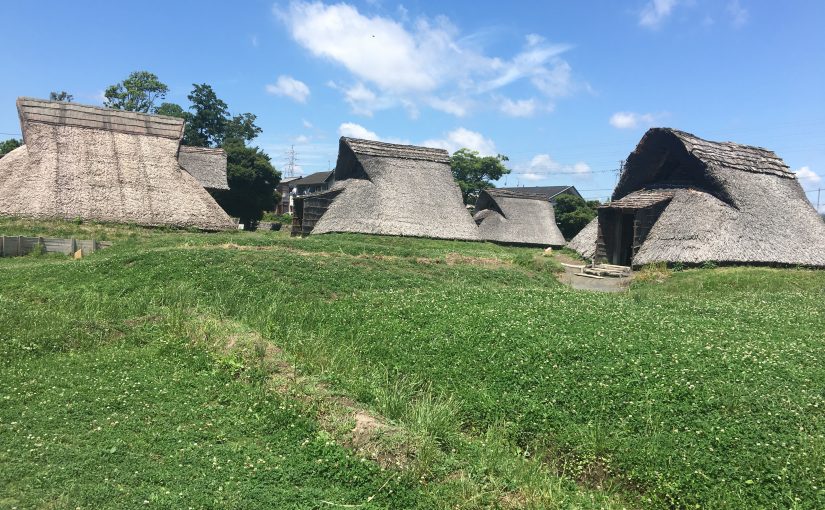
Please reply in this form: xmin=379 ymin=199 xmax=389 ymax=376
xmin=211 ymin=139 xmax=279 ymax=229
xmin=554 ymin=194 xmax=600 ymax=240
xmin=49 ymin=91 xmax=73 ymax=102
xmin=154 ymin=102 xmax=187 ymax=119
xmin=103 ymin=71 xmax=169 ymax=113
xmin=182 ymin=84 xmax=261 ymax=147
xmin=449 ymin=149 xmax=511 ymax=205
xmin=0 ymin=138 xmax=22 ymax=159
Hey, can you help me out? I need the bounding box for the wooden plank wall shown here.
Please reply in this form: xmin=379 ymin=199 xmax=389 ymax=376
xmin=0 ymin=236 xmax=110 ymax=257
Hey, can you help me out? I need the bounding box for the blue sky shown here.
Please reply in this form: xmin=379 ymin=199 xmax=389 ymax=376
xmin=1 ymin=0 xmax=823 ymax=205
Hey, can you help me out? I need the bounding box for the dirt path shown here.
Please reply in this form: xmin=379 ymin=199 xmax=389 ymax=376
xmin=554 ymin=253 xmax=631 ymax=293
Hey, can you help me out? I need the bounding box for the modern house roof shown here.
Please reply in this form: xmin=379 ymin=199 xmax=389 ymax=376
xmin=292 ymin=170 xmax=333 ymax=186
xmin=473 ymin=188 xmax=566 ymax=246
xmin=568 ymin=127 xmax=825 ymax=266
xmin=178 ymin=146 xmax=229 ymax=190
xmin=0 ymin=97 xmax=234 ymax=230
xmin=301 ymin=137 xmax=479 ymax=241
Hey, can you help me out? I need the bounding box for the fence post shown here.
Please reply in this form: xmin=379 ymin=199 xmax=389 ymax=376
xmin=17 ymin=236 xmax=22 ymax=257
xmin=0 ymin=236 xmax=4 ymax=257
xmin=70 ymin=238 xmax=76 ymax=256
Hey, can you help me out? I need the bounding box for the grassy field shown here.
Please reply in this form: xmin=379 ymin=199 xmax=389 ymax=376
xmin=1 ymin=218 xmax=824 ymax=509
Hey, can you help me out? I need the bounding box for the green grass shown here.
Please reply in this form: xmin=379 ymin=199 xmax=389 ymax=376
xmin=1 ymin=218 xmax=824 ymax=509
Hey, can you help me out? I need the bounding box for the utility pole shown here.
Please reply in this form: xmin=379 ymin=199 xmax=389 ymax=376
xmin=608 ymin=160 xmax=624 ymax=204
xmin=817 ymin=188 xmax=821 ymax=213
xmin=285 ymin=145 xmax=298 ymax=178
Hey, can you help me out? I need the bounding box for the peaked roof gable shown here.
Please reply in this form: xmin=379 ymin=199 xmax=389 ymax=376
xmin=178 ymin=146 xmax=229 ymax=190
xmin=341 ymin=137 xmax=450 ymax=163
xmin=496 ymin=185 xmax=580 ymax=200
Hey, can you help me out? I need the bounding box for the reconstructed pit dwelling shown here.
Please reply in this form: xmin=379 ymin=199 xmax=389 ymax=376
xmin=473 ymin=188 xmax=566 ymax=247
xmin=292 ymin=137 xmax=480 ymax=241
xmin=569 ymin=128 xmax=825 ymax=267
xmin=0 ymin=98 xmax=234 ymax=230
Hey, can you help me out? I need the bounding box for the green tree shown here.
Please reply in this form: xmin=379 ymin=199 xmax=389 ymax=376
xmin=154 ymin=102 xmax=188 ymax=119
xmin=0 ymin=138 xmax=22 ymax=159
xmin=183 ymin=84 xmax=230 ymax=147
xmin=449 ymin=149 xmax=510 ymax=204
xmin=49 ymin=91 xmax=74 ymax=102
xmin=225 ymin=113 xmax=263 ymax=144
xmin=104 ymin=71 xmax=169 ymax=113
xmin=211 ymin=139 xmax=280 ymax=229
xmin=554 ymin=194 xmax=599 ymax=240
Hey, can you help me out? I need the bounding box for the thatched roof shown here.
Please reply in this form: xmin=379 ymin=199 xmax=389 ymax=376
xmin=0 ymin=98 xmax=234 ymax=230
xmin=178 ymin=146 xmax=229 ymax=190
xmin=303 ymin=137 xmax=479 ymax=241
xmin=496 ymin=185 xmax=582 ymax=200
xmin=568 ymin=128 xmax=825 ymax=266
xmin=473 ymin=189 xmax=566 ymax=246
xmin=567 ymin=217 xmax=598 ymax=259
xmin=17 ymin=97 xmax=185 ymax=141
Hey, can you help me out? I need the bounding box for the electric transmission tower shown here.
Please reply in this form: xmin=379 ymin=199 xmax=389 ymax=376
xmin=284 ymin=145 xmax=298 ymax=178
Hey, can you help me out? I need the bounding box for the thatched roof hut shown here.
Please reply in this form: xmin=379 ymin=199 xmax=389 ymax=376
xmin=495 ymin=185 xmax=582 ymax=202
xmin=293 ymin=137 xmax=479 ymax=241
xmin=0 ymin=98 xmax=234 ymax=230
xmin=178 ymin=146 xmax=229 ymax=190
xmin=473 ymin=189 xmax=566 ymax=247
xmin=568 ymin=128 xmax=825 ymax=267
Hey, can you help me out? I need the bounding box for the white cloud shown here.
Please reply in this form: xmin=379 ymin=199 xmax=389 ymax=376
xmin=498 ymin=97 xmax=538 ymax=117
xmin=427 ymin=97 xmax=470 ymax=117
xmin=421 ymin=128 xmax=496 ymax=156
xmin=302 ymin=119 xmax=313 ymax=129
xmin=609 ymin=111 xmax=657 ymax=129
xmin=727 ymin=0 xmax=748 ymax=28
xmin=517 ymin=153 xmax=592 ymax=179
xmin=639 ymin=0 xmax=679 ymax=29
xmin=251 ymin=35 xmax=259 ymax=47
xmin=795 ymin=166 xmax=821 ymax=186
xmin=338 ymin=122 xmax=380 ymax=141
xmin=293 ymin=134 xmax=310 ymax=144
xmin=265 ymin=75 xmax=311 ymax=103
xmin=277 ymin=2 xmax=579 ymax=117
xmin=521 ymin=172 xmax=544 ymax=182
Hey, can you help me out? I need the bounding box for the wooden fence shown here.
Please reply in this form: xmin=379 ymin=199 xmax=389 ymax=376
xmin=0 ymin=236 xmax=111 ymax=257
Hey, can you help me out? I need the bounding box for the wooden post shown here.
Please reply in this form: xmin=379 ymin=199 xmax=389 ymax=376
xmin=70 ymin=238 xmax=77 ymax=256
xmin=0 ymin=236 xmax=4 ymax=257
xmin=17 ymin=236 xmax=22 ymax=257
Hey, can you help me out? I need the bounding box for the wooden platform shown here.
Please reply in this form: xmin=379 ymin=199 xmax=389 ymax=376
xmin=573 ymin=263 xmax=632 ymax=279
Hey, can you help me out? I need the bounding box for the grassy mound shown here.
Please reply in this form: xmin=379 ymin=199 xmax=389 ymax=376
xmin=1 ymin=218 xmax=823 ymax=508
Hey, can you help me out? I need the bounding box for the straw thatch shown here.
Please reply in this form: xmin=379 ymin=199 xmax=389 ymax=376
xmin=495 ymin=185 xmax=582 ymax=201
xmin=296 ymin=137 xmax=479 ymax=241
xmin=567 ymin=217 xmax=598 ymax=259
xmin=178 ymin=146 xmax=229 ymax=190
xmin=568 ymin=128 xmax=825 ymax=267
xmin=0 ymin=98 xmax=234 ymax=230
xmin=473 ymin=189 xmax=566 ymax=246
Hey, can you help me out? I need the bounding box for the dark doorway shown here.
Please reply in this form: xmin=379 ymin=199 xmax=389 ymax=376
xmin=608 ymin=212 xmax=635 ymax=266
